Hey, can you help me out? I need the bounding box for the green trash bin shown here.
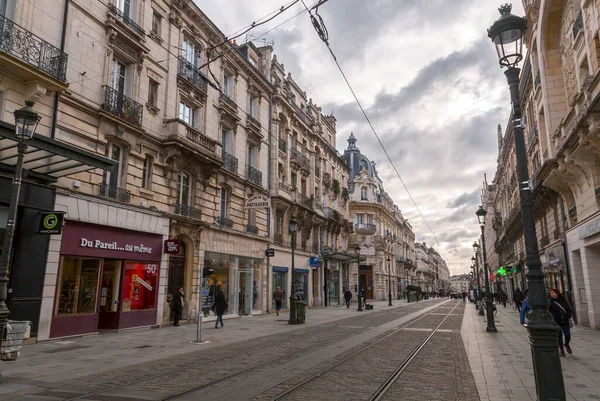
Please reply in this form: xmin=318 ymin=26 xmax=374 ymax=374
xmin=296 ymin=301 xmax=307 ymax=324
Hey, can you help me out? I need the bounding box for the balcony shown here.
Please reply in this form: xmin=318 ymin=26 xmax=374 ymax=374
xmin=0 ymin=14 xmax=68 ymax=88
xmin=246 ymin=224 xmax=258 ymax=234
xmin=185 ymin=126 xmax=217 ymax=154
xmin=222 ymin=150 xmax=238 ymax=174
xmin=247 ymin=165 xmax=262 ymax=187
xmin=219 ymin=93 xmax=238 ymax=117
xmin=99 ymin=182 xmax=131 ymax=203
xmin=355 ymin=223 xmax=377 ymax=235
xmin=396 ymin=255 xmax=406 ymax=263
xmin=178 ymin=57 xmax=208 ymax=96
xmin=274 ymin=233 xmax=283 ymax=245
xmin=290 ymin=148 xmax=310 ymax=172
xmin=324 ymin=207 xmax=341 ymax=223
xmin=298 ymin=193 xmax=313 ymax=209
xmin=573 ymin=9 xmax=583 ymax=38
xmin=218 ymin=216 xmax=233 ymax=229
xmin=108 ymin=4 xmax=144 ymax=37
xmin=101 ymin=86 xmax=143 ymax=127
xmin=173 ymin=203 xmax=202 ymax=220
xmin=246 ymin=114 xmax=261 ymax=131
xmin=279 ymin=181 xmax=290 ymax=192
xmin=278 ymin=138 xmax=287 ymax=153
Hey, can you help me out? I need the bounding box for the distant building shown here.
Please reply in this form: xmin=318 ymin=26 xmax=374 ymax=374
xmin=450 ymin=274 xmax=471 ymax=293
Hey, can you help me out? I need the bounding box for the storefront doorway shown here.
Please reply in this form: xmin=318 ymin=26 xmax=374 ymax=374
xmin=359 ymin=266 xmax=374 ymax=299
xmin=272 ymin=267 xmax=288 ymax=310
xmin=239 ymin=266 xmax=254 ymax=315
xmin=167 ymin=243 xmax=186 ymax=320
xmin=98 ymin=259 xmax=122 ymax=329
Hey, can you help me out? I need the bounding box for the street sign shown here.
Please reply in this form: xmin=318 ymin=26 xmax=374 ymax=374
xmin=39 ymin=211 xmax=65 ymax=234
xmin=265 ymin=248 xmax=275 ymax=257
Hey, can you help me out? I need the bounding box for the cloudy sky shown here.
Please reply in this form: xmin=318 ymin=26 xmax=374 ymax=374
xmin=196 ymin=0 xmax=524 ymax=275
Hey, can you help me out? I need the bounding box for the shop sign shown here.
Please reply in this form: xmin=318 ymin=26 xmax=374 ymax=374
xmin=579 ymin=216 xmax=600 ymax=239
xmin=265 ymin=248 xmax=275 ymax=257
xmin=164 ymin=239 xmax=181 ymax=254
xmin=79 ymin=238 xmax=154 ymax=254
xmin=39 ymin=211 xmax=65 ymax=234
xmin=309 ymin=257 xmax=319 ymax=267
xmin=245 ymin=195 xmax=270 ymax=209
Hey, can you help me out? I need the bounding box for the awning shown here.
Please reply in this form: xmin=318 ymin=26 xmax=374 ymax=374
xmin=323 ymin=251 xmax=358 ymax=262
xmin=0 ymin=121 xmax=116 ymax=182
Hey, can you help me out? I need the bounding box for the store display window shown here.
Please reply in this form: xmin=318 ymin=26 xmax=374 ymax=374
xmin=55 ymin=257 xmax=101 ymax=315
xmin=121 ymin=262 xmax=158 ymax=311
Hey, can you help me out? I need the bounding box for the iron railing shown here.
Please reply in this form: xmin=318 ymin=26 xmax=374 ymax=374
xmin=173 ymin=203 xmax=202 ymax=219
xmin=355 ymin=223 xmax=377 ymax=233
xmin=102 ymin=86 xmax=143 ymax=127
xmin=274 ymin=233 xmax=283 ymax=245
xmin=324 ymin=207 xmax=341 ymax=222
xmin=278 ymin=138 xmax=287 ymax=153
xmin=248 ymin=166 xmax=262 ymax=186
xmin=246 ymin=224 xmax=258 ymax=234
xmin=100 ymin=182 xmax=131 ymax=203
xmin=185 ymin=126 xmax=216 ymax=153
xmin=218 ymin=216 xmax=233 ymax=228
xmin=247 ymin=114 xmax=261 ymax=129
xmin=290 ymin=148 xmax=310 ymax=171
xmin=0 ymin=14 xmax=68 ymax=81
xmin=109 ymin=4 xmax=145 ymax=36
xmin=527 ymin=122 xmax=538 ymax=150
xmin=222 ymin=150 xmax=238 ymax=174
xmin=178 ymin=57 xmax=207 ymax=95
xmin=573 ymin=10 xmax=583 ymax=38
xmin=220 ymin=93 xmax=238 ymax=111
xmin=314 ymin=201 xmax=323 ymax=212
xmin=298 ymin=193 xmax=313 ymax=209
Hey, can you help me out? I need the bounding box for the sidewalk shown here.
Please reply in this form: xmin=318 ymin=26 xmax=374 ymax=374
xmin=0 ymin=298 xmax=434 ymax=395
xmin=462 ymin=301 xmax=600 ymax=401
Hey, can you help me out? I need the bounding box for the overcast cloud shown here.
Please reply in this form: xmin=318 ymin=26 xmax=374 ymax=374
xmin=196 ymin=0 xmax=523 ymax=275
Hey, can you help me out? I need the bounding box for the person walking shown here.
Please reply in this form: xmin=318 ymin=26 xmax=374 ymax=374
xmin=513 ymin=288 xmax=524 ymax=312
xmin=343 ymin=288 xmax=352 ymax=309
xmin=548 ymin=288 xmax=573 ymax=357
xmin=273 ymin=286 xmax=283 ymax=316
xmin=519 ymin=289 xmax=531 ymax=325
xmin=213 ymin=289 xmax=227 ymax=329
xmin=172 ymin=287 xmax=184 ymax=326
xmin=500 ymin=291 xmax=508 ymax=308
xmin=461 ymin=291 xmax=466 ymax=303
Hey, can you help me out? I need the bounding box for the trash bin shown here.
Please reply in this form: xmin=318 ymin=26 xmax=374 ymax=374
xmin=296 ymin=301 xmax=306 ymax=324
xmin=1 ymin=320 xmax=31 ymax=361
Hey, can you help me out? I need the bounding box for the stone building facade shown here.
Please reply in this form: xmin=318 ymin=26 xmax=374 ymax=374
xmin=415 ymin=242 xmax=449 ymax=293
xmin=343 ymin=134 xmax=419 ymax=301
xmin=487 ymin=0 xmax=600 ymax=329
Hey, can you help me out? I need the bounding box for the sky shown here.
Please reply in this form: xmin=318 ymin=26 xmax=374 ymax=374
xmin=195 ymin=0 xmax=525 ymax=275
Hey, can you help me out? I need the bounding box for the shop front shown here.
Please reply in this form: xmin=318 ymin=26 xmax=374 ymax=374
xmin=294 ymin=268 xmax=309 ymax=300
xmin=326 ymin=261 xmax=340 ymax=306
xmin=272 ymin=266 xmax=288 ymax=311
xmin=50 ymin=221 xmax=163 ymax=338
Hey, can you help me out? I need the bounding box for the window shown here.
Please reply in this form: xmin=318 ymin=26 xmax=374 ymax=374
xmin=111 ymin=59 xmax=128 ymax=95
xmin=178 ymin=172 xmax=191 ymax=206
xmin=291 ymin=172 xmax=297 ymax=190
xmin=249 ymin=96 xmax=258 ymax=118
xmin=116 ymin=0 xmax=131 ymax=17
xmin=366 ymin=214 xmax=373 ymax=224
xmin=361 ymin=186 xmax=368 ymax=200
xmin=121 ymin=262 xmax=158 ymax=311
xmin=151 ymin=10 xmax=162 ymax=37
xmin=275 ymin=210 xmax=284 ymax=235
xmin=220 ymin=187 xmax=229 ymax=218
xmin=105 ymin=144 xmax=123 ymax=187
xmin=223 ymin=74 xmax=233 ymax=97
xmin=179 ymin=102 xmax=195 ymax=127
xmin=148 ymin=79 xmax=158 ymax=108
xmin=182 ymin=37 xmax=201 ymax=68
xmin=222 ymin=129 xmax=233 ymax=153
xmin=141 ymin=155 xmax=153 ymax=189
xmin=356 ymin=214 xmax=364 ymax=224
xmin=248 ymin=146 xmax=257 ymax=168
xmin=247 ymin=208 xmax=256 ymax=228
xmin=55 ymin=258 xmax=101 ymax=315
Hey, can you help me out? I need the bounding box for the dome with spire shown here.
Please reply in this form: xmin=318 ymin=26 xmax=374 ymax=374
xmin=344 ymin=133 xmax=375 ymax=182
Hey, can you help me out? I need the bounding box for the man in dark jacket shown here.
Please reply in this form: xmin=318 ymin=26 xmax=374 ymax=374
xmin=173 ymin=287 xmax=184 ymax=326
xmin=214 ymin=290 xmax=228 ymax=329
xmin=513 ymin=288 xmax=524 ymax=312
xmin=548 ymin=288 xmax=573 ymax=356
xmin=344 ymin=289 xmax=352 ymax=308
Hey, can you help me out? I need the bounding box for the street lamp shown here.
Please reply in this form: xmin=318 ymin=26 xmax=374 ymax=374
xmin=471 ymin=255 xmax=481 ymax=310
xmin=288 ymin=216 xmax=297 ymax=325
xmin=476 ymin=206 xmax=497 ymax=332
xmin=387 ymin=256 xmax=392 ymax=306
xmin=0 ymin=101 xmax=41 ymax=352
xmin=488 ymin=4 xmax=565 ymax=399
xmin=356 ymin=246 xmax=363 ymax=312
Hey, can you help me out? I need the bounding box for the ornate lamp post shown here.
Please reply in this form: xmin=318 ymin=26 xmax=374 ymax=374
xmin=387 ymin=256 xmax=392 ymax=306
xmin=288 ymin=217 xmax=297 ymax=324
xmin=356 ymin=246 xmax=363 ymax=312
xmin=471 ymin=255 xmax=481 ymax=309
xmin=0 ymin=101 xmax=40 ymax=352
xmin=476 ymin=206 xmax=497 ymax=332
xmin=488 ymin=4 xmax=565 ymax=399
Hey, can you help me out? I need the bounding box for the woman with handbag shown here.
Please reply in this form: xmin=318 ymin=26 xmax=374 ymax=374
xmin=548 ymin=288 xmax=573 ymax=357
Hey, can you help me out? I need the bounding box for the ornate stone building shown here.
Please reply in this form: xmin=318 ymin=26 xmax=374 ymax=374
xmin=266 ymin=55 xmax=351 ymax=307
xmin=343 ymin=134 xmax=417 ymax=301
xmin=488 ymin=0 xmax=600 ymax=329
xmin=415 ymin=243 xmax=449 ymax=293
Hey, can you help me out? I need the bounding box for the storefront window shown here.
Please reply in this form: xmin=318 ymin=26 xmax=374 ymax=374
xmin=328 ymin=268 xmax=340 ymax=306
xmin=100 ymin=260 xmax=122 ymax=312
xmin=121 ymin=262 xmax=158 ymax=311
xmin=56 ymin=258 xmax=101 ymax=315
xmin=272 ymin=269 xmax=288 ymax=310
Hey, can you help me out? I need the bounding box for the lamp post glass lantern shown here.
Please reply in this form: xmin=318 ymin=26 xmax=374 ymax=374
xmin=0 ymin=101 xmax=41 ymax=364
xmin=288 ymin=217 xmax=297 ymax=325
xmin=476 ymin=206 xmax=497 ymax=332
xmin=387 ymin=257 xmax=392 ymax=306
xmin=488 ymin=4 xmax=565 ymax=399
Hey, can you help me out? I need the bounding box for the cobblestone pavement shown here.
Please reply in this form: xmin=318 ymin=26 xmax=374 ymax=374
xmin=0 ymin=299 xmax=484 ymax=400
xmin=462 ymin=301 xmax=600 ymax=401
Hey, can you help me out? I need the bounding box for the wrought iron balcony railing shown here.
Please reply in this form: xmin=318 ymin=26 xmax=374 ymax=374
xmin=324 ymin=207 xmax=341 ymax=222
xmin=219 ymin=93 xmax=238 ymax=111
xmin=100 ymin=182 xmax=131 ymax=203
xmin=178 ymin=57 xmax=208 ymax=95
xmin=274 ymin=233 xmax=283 ymax=245
xmin=298 ymin=193 xmax=313 ymax=209
xmin=222 ymin=150 xmax=238 ymax=174
xmin=0 ymin=14 xmax=68 ymax=81
xmin=218 ymin=216 xmax=233 ymax=228
xmin=246 ymin=224 xmax=258 ymax=234
xmin=109 ymin=4 xmax=145 ymax=37
xmin=278 ymin=138 xmax=287 ymax=153
xmin=173 ymin=203 xmax=202 ymax=219
xmin=355 ymin=223 xmax=377 ymax=233
xmin=248 ymin=166 xmax=262 ymax=186
xmin=102 ymin=86 xmax=143 ymax=127
xmin=290 ymin=148 xmax=310 ymax=171
xmin=247 ymin=114 xmax=261 ymax=129
xmin=185 ymin=126 xmax=216 ymax=153
xmin=573 ymin=9 xmax=583 ymax=38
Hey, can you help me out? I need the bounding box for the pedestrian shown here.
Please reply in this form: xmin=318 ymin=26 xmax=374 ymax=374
xmin=172 ymin=287 xmax=184 ymax=326
xmin=461 ymin=291 xmax=466 ymax=303
xmin=344 ymin=288 xmax=352 ymax=308
xmin=273 ymin=286 xmax=283 ymax=316
xmin=519 ymin=289 xmax=531 ymax=325
xmin=548 ymin=288 xmax=573 ymax=357
xmin=513 ymin=288 xmax=524 ymax=312
xmin=361 ymin=287 xmax=367 ymax=307
xmin=213 ymin=289 xmax=227 ymax=329
xmin=500 ymin=291 xmax=508 ymax=308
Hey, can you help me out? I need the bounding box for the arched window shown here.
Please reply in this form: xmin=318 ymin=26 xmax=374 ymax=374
xmin=361 ymin=186 xmax=368 ymax=200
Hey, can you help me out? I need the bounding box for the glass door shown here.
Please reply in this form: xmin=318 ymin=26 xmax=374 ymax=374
xmin=272 ymin=270 xmax=287 ymax=310
xmin=98 ymin=260 xmax=122 ymax=329
xmin=239 ymin=267 xmax=253 ymax=315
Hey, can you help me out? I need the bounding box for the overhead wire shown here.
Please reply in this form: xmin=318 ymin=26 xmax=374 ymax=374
xmin=300 ymin=1 xmax=440 ymax=246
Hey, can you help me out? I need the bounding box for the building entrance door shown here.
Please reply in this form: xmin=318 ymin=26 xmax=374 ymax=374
xmin=167 ymin=242 xmax=186 ymax=320
xmin=98 ymin=259 xmax=122 ymax=329
xmin=359 ymin=269 xmax=373 ymax=299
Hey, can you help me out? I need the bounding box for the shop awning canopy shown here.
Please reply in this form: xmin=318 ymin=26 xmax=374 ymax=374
xmin=323 ymin=251 xmax=358 ymax=262
xmin=0 ymin=121 xmax=116 ymax=182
